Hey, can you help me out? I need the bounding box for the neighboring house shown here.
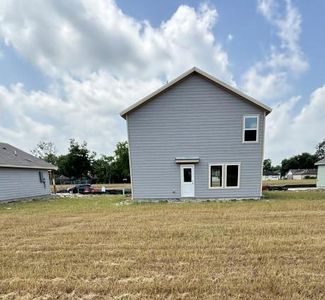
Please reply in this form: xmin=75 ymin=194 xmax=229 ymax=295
xmin=315 ymin=158 xmax=325 ymax=188
xmin=285 ymin=169 xmax=317 ymax=180
xmin=262 ymin=171 xmax=281 ymax=181
xmin=120 ymin=67 xmax=272 ymax=200
xmin=0 ymin=143 xmax=57 ymax=202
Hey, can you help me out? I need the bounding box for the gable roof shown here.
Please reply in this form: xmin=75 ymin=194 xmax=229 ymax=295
xmin=0 ymin=143 xmax=58 ymax=170
xmin=120 ymin=67 xmax=272 ymax=119
xmin=315 ymin=158 xmax=325 ymax=166
xmin=287 ymin=169 xmax=317 ymax=175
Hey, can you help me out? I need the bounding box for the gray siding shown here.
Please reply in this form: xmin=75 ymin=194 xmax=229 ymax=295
xmin=0 ymin=168 xmax=51 ymax=202
xmin=127 ymin=74 xmax=265 ymax=200
xmin=317 ymin=165 xmax=325 ymax=188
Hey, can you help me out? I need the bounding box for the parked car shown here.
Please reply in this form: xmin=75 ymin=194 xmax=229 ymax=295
xmin=67 ymin=184 xmax=91 ymax=194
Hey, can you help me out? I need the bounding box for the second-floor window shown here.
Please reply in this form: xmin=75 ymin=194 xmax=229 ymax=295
xmin=243 ymin=115 xmax=259 ymax=143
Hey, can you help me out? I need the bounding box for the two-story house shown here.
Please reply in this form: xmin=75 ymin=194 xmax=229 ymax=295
xmin=121 ymin=67 xmax=272 ymax=200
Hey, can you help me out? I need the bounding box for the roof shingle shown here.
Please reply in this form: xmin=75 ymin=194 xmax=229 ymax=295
xmin=0 ymin=143 xmax=57 ymax=170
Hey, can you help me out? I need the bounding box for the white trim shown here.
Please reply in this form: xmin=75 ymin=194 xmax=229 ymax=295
xmin=315 ymin=159 xmax=325 ymax=166
xmin=224 ymin=163 xmax=241 ymax=189
xmin=242 ymin=115 xmax=259 ymax=144
xmin=126 ymin=115 xmax=134 ymax=200
xmin=208 ymin=164 xmax=224 ymax=189
xmin=120 ymin=67 xmax=272 ymax=118
xmin=208 ymin=163 xmax=241 ymax=189
xmin=0 ymin=164 xmax=57 ymax=170
xmin=260 ymin=111 xmax=266 ymax=196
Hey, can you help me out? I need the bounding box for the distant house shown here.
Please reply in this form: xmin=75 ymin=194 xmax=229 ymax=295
xmin=285 ymin=169 xmax=317 ymax=180
xmin=315 ymin=158 xmax=325 ymax=188
xmin=0 ymin=143 xmax=57 ymax=202
xmin=120 ymin=67 xmax=272 ymax=200
xmin=262 ymin=171 xmax=281 ymax=181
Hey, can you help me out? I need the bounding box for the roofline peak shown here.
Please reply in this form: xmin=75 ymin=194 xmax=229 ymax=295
xmin=120 ymin=67 xmax=272 ymax=118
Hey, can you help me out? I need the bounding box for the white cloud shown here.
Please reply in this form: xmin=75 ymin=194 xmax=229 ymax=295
xmin=0 ymin=72 xmax=161 ymax=155
xmin=265 ymin=86 xmax=325 ymax=163
xmin=242 ymin=0 xmax=308 ymax=101
xmin=0 ymin=0 xmax=322 ymax=166
xmin=0 ymin=0 xmax=233 ymax=84
xmin=0 ymin=0 xmax=235 ymax=155
xmin=242 ymin=0 xmax=319 ymax=163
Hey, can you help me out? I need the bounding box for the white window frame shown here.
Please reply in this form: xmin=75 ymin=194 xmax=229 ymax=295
xmin=224 ymin=163 xmax=241 ymax=189
xmin=208 ymin=163 xmax=241 ymax=189
xmin=242 ymin=115 xmax=259 ymax=143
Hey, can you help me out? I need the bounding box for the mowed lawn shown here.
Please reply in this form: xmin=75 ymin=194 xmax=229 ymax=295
xmin=0 ymin=192 xmax=324 ymax=299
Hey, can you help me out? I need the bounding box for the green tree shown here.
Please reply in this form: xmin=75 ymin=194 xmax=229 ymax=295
xmin=281 ymin=152 xmax=317 ymax=176
xmin=56 ymin=154 xmax=69 ymax=177
xmin=315 ymin=139 xmax=325 ymax=160
xmin=92 ymin=155 xmax=114 ymax=183
xmin=111 ymin=141 xmax=130 ymax=182
xmin=31 ymin=141 xmax=58 ymax=165
xmin=263 ymin=159 xmax=272 ymax=172
xmin=59 ymin=139 xmax=95 ymax=179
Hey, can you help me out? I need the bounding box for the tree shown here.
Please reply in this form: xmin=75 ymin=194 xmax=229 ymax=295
xmin=92 ymin=155 xmax=114 ymax=183
xmin=111 ymin=141 xmax=130 ymax=182
xmin=56 ymin=154 xmax=69 ymax=177
xmin=281 ymin=152 xmax=317 ymax=176
xmin=263 ymin=159 xmax=272 ymax=172
xmin=31 ymin=141 xmax=58 ymax=165
xmin=90 ymin=141 xmax=130 ymax=183
xmin=315 ymin=139 xmax=325 ymax=160
xmin=58 ymin=139 xmax=95 ymax=179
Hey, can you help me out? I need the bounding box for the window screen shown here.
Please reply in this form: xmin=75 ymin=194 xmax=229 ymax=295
xmin=210 ymin=165 xmax=222 ymax=187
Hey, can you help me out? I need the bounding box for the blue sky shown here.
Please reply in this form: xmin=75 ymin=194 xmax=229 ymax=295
xmin=117 ymin=0 xmax=325 ymax=106
xmin=0 ymin=0 xmax=324 ymax=164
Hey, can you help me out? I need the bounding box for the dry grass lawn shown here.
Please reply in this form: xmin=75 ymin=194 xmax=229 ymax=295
xmin=263 ymin=179 xmax=316 ymax=186
xmin=0 ymin=192 xmax=324 ymax=299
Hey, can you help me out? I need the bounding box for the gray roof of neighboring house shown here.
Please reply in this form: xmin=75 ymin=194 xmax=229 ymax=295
xmin=315 ymin=158 xmax=325 ymax=166
xmin=0 ymin=143 xmax=58 ymax=170
xmin=263 ymin=171 xmax=281 ymax=176
xmin=120 ymin=67 xmax=272 ymax=119
xmin=287 ymin=169 xmax=317 ymax=175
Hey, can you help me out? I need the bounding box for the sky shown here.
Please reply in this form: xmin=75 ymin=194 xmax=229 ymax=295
xmin=0 ymin=0 xmax=324 ymax=164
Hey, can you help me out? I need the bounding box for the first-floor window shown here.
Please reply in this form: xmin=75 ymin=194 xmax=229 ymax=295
xmin=39 ymin=171 xmax=44 ymax=183
xmin=226 ymin=164 xmax=239 ymax=187
xmin=210 ymin=165 xmax=222 ymax=188
xmin=209 ymin=163 xmax=240 ymax=188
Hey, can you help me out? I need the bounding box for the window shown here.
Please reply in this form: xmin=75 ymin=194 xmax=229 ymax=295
xmin=210 ymin=165 xmax=223 ymax=188
xmin=183 ymin=167 xmax=192 ymax=183
xmin=209 ymin=163 xmax=240 ymax=189
xmin=226 ymin=164 xmax=239 ymax=188
xmin=39 ymin=171 xmax=44 ymax=183
xmin=243 ymin=115 xmax=259 ymax=143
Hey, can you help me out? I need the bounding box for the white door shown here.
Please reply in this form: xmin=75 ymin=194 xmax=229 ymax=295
xmin=180 ymin=164 xmax=195 ymax=197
